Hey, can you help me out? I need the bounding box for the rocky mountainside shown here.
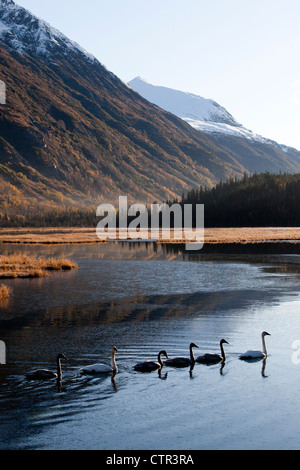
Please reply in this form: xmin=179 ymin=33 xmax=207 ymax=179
xmin=0 ymin=0 xmax=299 ymax=221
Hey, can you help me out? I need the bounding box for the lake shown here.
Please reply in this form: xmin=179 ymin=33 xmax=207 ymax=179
xmin=0 ymin=241 xmax=300 ymax=450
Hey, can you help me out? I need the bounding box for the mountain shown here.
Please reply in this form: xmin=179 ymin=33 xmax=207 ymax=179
xmin=128 ymin=77 xmax=241 ymax=131
xmin=0 ymin=0 xmax=299 ymax=222
xmin=129 ymin=77 xmax=300 ymax=166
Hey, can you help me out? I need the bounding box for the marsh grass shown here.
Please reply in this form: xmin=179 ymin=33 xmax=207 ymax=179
xmin=0 ymin=254 xmax=78 ymax=279
xmin=0 ymin=227 xmax=299 ymax=245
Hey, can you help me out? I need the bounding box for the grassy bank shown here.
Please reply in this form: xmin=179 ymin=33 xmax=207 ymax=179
xmin=0 ymin=254 xmax=78 ymax=279
xmin=0 ymin=227 xmax=299 ymax=245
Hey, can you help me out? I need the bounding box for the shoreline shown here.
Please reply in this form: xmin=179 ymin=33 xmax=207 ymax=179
xmin=0 ymin=227 xmax=299 ymax=245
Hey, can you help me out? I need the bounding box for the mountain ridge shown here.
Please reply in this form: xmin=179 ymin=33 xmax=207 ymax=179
xmin=0 ymin=0 xmax=97 ymax=63
xmin=129 ymin=76 xmax=299 ymax=153
xmin=129 ymin=76 xmax=241 ymax=128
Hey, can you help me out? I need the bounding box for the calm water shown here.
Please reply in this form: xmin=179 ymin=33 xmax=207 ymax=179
xmin=0 ymin=242 xmax=300 ymax=450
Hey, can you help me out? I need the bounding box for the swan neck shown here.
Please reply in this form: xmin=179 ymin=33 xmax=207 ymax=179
xmin=220 ymin=342 xmax=226 ymax=361
xmin=190 ymin=345 xmax=195 ymax=363
xmin=262 ymin=335 xmax=267 ymax=356
xmin=111 ymin=350 xmax=117 ymax=371
xmin=158 ymin=353 xmax=163 ymax=366
xmin=56 ymin=357 xmax=62 ymax=378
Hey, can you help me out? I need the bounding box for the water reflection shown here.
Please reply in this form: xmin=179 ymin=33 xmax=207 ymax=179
xmin=158 ymin=370 xmax=168 ymax=381
xmin=111 ymin=372 xmax=118 ymax=392
xmin=57 ymin=378 xmax=63 ymax=393
xmin=220 ymin=362 xmax=226 ymax=376
xmin=261 ymin=358 xmax=268 ymax=378
xmin=1 ymin=240 xmax=300 ymax=260
xmin=0 ymin=289 xmax=283 ymax=338
xmin=238 ymin=353 xmax=269 ymax=379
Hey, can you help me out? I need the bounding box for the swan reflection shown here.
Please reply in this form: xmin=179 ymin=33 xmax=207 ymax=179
xmin=111 ymin=371 xmax=118 ymax=391
xmin=157 ymin=369 xmax=168 ymax=380
xmin=261 ymin=358 xmax=268 ymax=378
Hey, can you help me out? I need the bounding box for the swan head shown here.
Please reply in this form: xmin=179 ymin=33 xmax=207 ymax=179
xmin=262 ymin=331 xmax=271 ymax=337
xmin=159 ymin=350 xmax=168 ymax=359
xmin=112 ymin=346 xmax=118 ymax=353
xmin=220 ymin=339 xmax=229 ymax=345
xmin=57 ymin=353 xmax=67 ymax=361
xmin=190 ymin=343 xmax=199 ymax=349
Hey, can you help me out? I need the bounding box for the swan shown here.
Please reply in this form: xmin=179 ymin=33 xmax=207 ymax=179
xmin=239 ymin=331 xmax=271 ymax=360
xmin=164 ymin=343 xmax=199 ymax=368
xmin=196 ymin=339 xmax=229 ymax=364
xmin=81 ymin=346 xmax=118 ymax=375
xmin=134 ymin=350 xmax=168 ymax=372
xmin=25 ymin=353 xmax=67 ymax=380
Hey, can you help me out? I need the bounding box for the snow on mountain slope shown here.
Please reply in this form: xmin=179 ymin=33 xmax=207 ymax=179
xmin=129 ymin=76 xmax=240 ymax=127
xmin=128 ymin=77 xmax=288 ymax=148
xmin=0 ymin=0 xmax=97 ymax=62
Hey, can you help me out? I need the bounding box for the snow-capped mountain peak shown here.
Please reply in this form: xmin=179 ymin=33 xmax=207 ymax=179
xmin=0 ymin=0 xmax=97 ymax=62
xmin=129 ymin=76 xmax=241 ymax=127
xmin=128 ymin=77 xmax=288 ymax=147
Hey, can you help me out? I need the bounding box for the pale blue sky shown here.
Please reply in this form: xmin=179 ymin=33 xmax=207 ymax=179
xmin=15 ymin=0 xmax=300 ymax=150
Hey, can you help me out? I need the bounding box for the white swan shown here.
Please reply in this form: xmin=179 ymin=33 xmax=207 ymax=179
xmin=239 ymin=332 xmax=271 ymax=360
xmin=81 ymin=346 xmax=118 ymax=375
xmin=134 ymin=350 xmax=168 ymax=372
xmin=196 ymin=339 xmax=229 ymax=364
xmin=164 ymin=343 xmax=199 ymax=368
xmin=25 ymin=353 xmax=67 ymax=380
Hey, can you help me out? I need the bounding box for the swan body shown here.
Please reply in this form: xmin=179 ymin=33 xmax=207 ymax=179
xmin=165 ymin=343 xmax=199 ymax=368
xmin=81 ymin=346 xmax=118 ymax=375
xmin=134 ymin=350 xmax=168 ymax=372
xmin=240 ymin=350 xmax=265 ymax=359
xmin=26 ymin=353 xmax=67 ymax=380
xmin=196 ymin=339 xmax=229 ymax=364
xmin=240 ymin=332 xmax=271 ymax=360
xmin=26 ymin=370 xmax=57 ymax=380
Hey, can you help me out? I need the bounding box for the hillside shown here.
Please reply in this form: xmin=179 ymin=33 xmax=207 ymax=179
xmin=0 ymin=0 xmax=299 ymax=224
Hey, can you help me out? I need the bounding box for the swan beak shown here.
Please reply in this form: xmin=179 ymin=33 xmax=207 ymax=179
xmin=63 ymin=354 xmax=68 ymax=360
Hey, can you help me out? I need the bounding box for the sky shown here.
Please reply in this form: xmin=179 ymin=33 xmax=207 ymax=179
xmin=15 ymin=0 xmax=300 ymax=150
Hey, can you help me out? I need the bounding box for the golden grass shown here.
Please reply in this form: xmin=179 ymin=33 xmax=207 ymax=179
xmin=0 ymin=283 xmax=13 ymax=299
xmin=159 ymin=227 xmax=300 ymax=244
xmin=0 ymin=227 xmax=299 ymax=245
xmin=0 ymin=254 xmax=78 ymax=279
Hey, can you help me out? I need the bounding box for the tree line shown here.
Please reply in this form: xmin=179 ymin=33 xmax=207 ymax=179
xmin=176 ymin=172 xmax=300 ymax=227
xmin=0 ymin=172 xmax=299 ymax=228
